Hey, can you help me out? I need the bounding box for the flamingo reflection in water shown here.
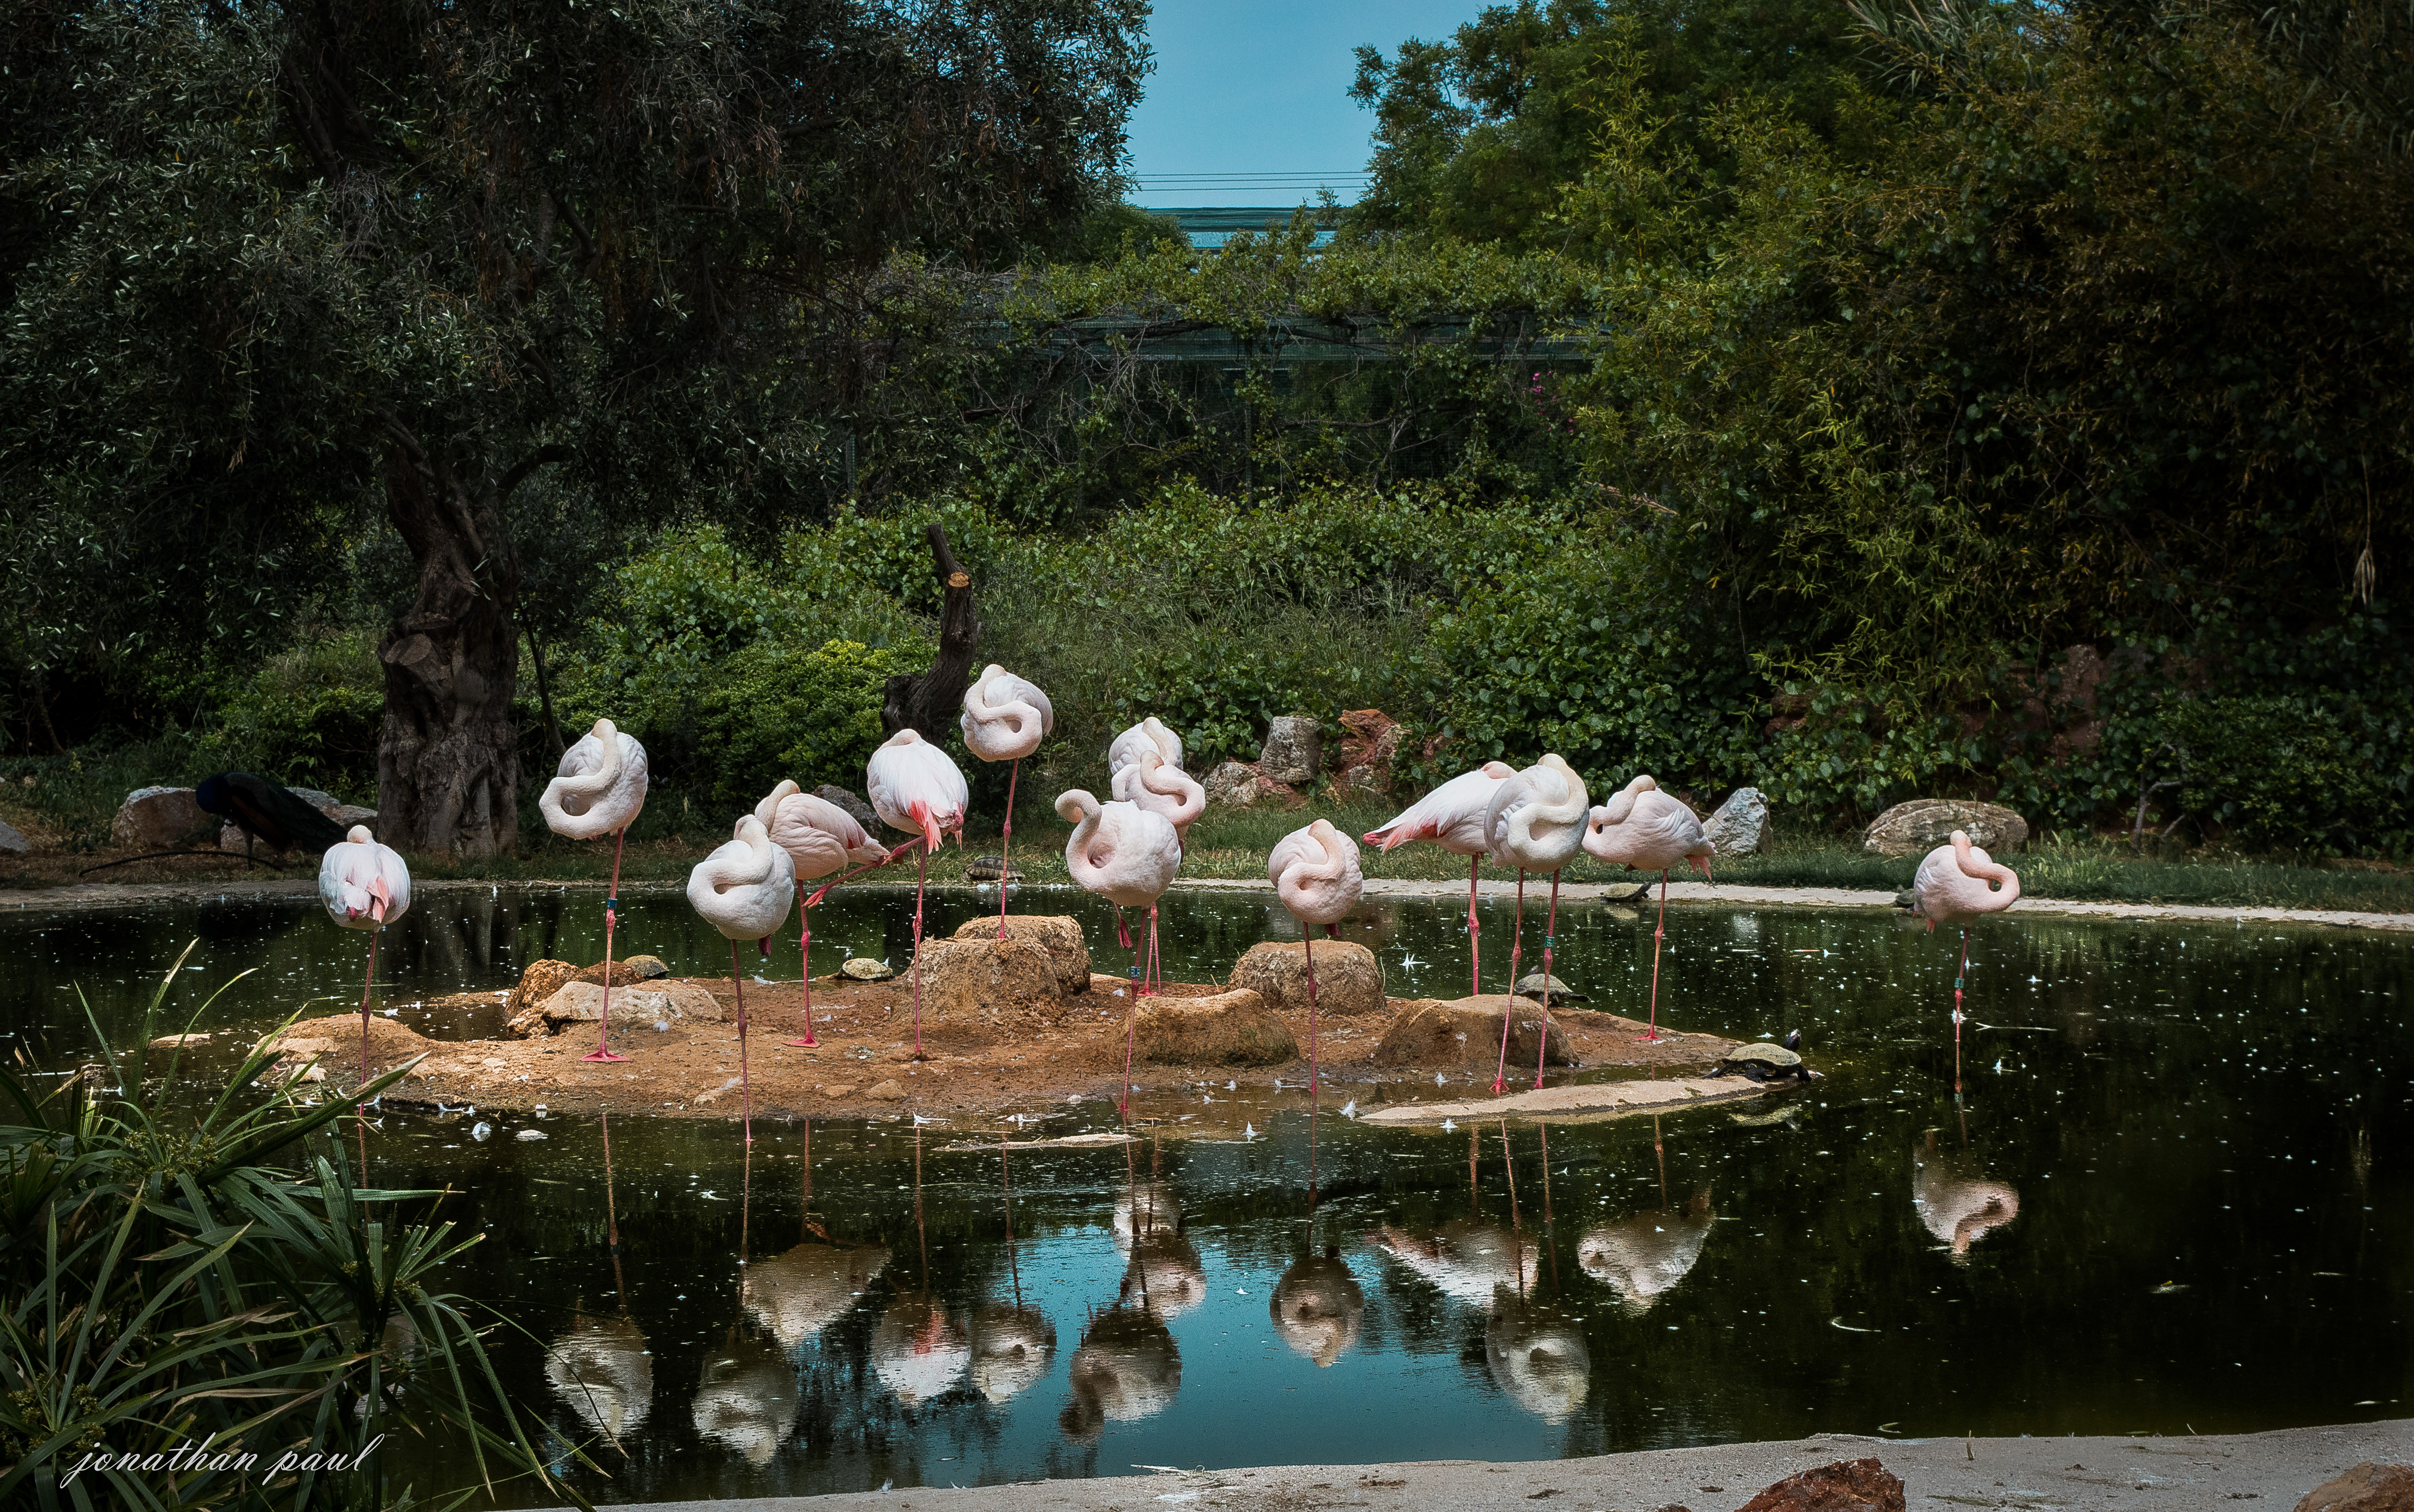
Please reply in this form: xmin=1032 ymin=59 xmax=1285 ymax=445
xmin=744 ymin=1243 xmax=888 ymax=1350
xmin=1270 ymin=1252 xmax=1365 ymax=1368
xmin=971 ymin=1137 xmax=1056 ymax=1403
xmin=1114 ymin=1180 xmax=1207 ymax=1318
xmin=1577 ymin=1190 xmax=1716 ymax=1314
xmin=1912 ymin=1131 xmax=2021 ymax=1261
xmin=1060 ymin=1305 xmax=1181 ymax=1443
xmin=1485 ymin=1291 xmax=1591 ymax=1424
xmin=692 ymin=1339 xmax=793 ymax=1466
xmin=546 ymin=1315 xmax=652 ymax=1443
xmin=1370 ymin=1221 xmax=1541 ymax=1304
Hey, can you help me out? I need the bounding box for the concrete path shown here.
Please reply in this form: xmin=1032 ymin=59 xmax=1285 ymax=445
xmin=555 ymin=1420 xmax=2413 ymax=1511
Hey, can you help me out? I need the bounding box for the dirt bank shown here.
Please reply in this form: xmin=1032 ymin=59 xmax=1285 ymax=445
xmin=547 ymin=1420 xmax=2414 ymax=1512
xmin=266 ymin=972 xmax=1744 ymax=1123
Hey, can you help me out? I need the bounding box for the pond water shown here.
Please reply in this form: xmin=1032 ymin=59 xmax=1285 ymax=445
xmin=3 ymin=884 xmax=2409 ymax=1505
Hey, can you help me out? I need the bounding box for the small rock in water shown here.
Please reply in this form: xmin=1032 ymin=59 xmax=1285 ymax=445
xmin=471 ymin=1122 xmax=493 ymax=1141
xmin=516 ymin=1128 xmax=547 ymax=1141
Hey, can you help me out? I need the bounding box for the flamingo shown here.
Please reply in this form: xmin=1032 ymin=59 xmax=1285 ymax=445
xmin=755 ymin=780 xmax=886 ymax=1048
xmin=1112 ymin=746 xmax=1205 ymax=844
xmin=1910 ymin=829 xmax=2022 ymax=1091
xmin=1057 ymin=789 xmax=1181 ymax=1114
xmin=1581 ymin=775 xmax=1715 ymax=1044
xmin=1483 ymin=754 xmax=1589 ymax=1094
xmin=1107 ymin=717 xmax=1184 ymax=781
xmin=1365 ymin=761 xmax=1514 ymax=1000
xmin=319 ymin=825 xmax=411 ymax=1095
xmin=960 ymin=665 xmax=1055 ymax=939
xmin=1267 ymin=819 xmax=1363 ymax=1099
xmin=541 ymin=718 xmax=650 ymax=1064
xmin=865 ymin=729 xmax=969 ymax=1061
xmin=687 ymin=814 xmax=796 ymax=1143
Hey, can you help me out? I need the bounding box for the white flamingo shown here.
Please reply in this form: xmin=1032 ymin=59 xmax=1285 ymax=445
xmin=1911 ymin=829 xmax=2022 ymax=1089
xmin=1107 ymin=717 xmax=1184 ymax=781
xmin=1267 ymin=819 xmax=1363 ymax=1098
xmin=866 ymin=730 xmax=969 ymax=1060
xmin=1112 ymin=746 xmax=1205 ymax=844
xmin=960 ymin=665 xmax=1055 ymax=939
xmin=1581 ymin=775 xmax=1715 ymax=1044
xmin=1483 ymin=754 xmax=1589 ymax=1093
xmin=755 ymin=780 xmax=886 ymax=1048
xmin=1057 ymin=789 xmax=1181 ymax=1114
xmin=687 ymin=815 xmax=796 ymax=1141
xmin=1365 ymin=761 xmax=1514 ymax=1000
xmin=319 ymin=825 xmax=411 ymax=1094
xmin=540 ymin=718 xmax=649 ymax=1063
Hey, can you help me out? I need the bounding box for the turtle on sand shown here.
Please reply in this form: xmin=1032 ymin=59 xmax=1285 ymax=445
xmin=838 ymin=957 xmax=895 ymax=982
xmin=1706 ymin=1029 xmax=1815 ymax=1084
xmin=966 ymin=854 xmax=1026 ymax=884
xmin=1511 ymin=972 xmax=1587 ymax=1004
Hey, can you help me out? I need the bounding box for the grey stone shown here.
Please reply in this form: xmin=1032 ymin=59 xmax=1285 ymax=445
xmin=287 ymin=787 xmax=342 ymax=813
xmin=1257 ymin=716 xmax=1322 ymax=785
xmin=1203 ymin=760 xmax=1300 ymax=811
xmin=1862 ymin=799 xmax=2029 ymax=858
xmin=112 ymin=786 xmax=205 ymax=849
xmin=1702 ymin=787 xmax=1770 ymax=857
xmin=0 ymin=818 xmax=27 ymax=855
xmin=814 ymin=784 xmax=881 ymax=833
xmin=534 ymin=980 xmax=724 ymax=1030
xmin=326 ymin=804 xmax=378 ymax=829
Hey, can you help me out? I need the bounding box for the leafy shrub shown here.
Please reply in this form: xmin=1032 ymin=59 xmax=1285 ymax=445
xmin=204 ymin=628 xmax=384 ymax=801
xmin=690 ymin=639 xmax=924 ymax=809
xmin=2158 ymin=695 xmax=2407 ymax=856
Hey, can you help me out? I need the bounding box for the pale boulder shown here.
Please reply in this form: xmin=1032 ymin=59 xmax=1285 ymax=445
xmin=910 ymin=937 xmax=1063 ymax=1022
xmin=0 ymin=818 xmax=28 ymax=855
xmin=1228 ymin=941 xmax=1386 ymax=1018
xmin=1372 ymin=997 xmax=1572 ymax=1070
xmin=950 ymin=915 xmax=1092 ymax=995
xmin=112 ymin=786 xmax=205 ymax=849
xmin=1702 ymin=787 xmax=1769 ymax=857
xmin=1257 ymin=716 xmax=1322 ymax=785
xmin=1132 ymin=988 xmax=1298 ymax=1067
xmin=534 ymin=980 xmax=724 ymax=1033
xmin=1861 ymin=799 xmax=2028 ymax=858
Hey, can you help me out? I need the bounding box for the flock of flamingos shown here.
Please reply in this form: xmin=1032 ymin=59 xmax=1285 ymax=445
xmin=316 ymin=663 xmax=2023 ymax=1126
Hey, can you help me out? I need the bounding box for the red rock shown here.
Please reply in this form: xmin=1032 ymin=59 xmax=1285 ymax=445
xmin=2296 ymin=1463 xmax=2414 ymax=1512
xmin=1732 ymin=1457 xmax=1906 ymax=1512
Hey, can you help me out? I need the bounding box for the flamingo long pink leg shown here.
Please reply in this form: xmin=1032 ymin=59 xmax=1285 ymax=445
xmin=1953 ymin=927 xmax=1970 ymax=1094
xmin=1305 ymin=929 xmax=1321 ymax=1100
xmin=1533 ymin=870 xmax=1561 ymax=1088
xmin=1467 ymin=854 xmax=1482 ymax=1001
xmin=784 ymin=881 xmax=819 ymax=1048
xmin=1636 ymin=868 xmax=1670 ymax=1044
xmin=908 ymin=841 xmax=929 ymax=1060
xmin=583 ymin=827 xmax=632 ymax=1063
xmin=729 ymin=939 xmax=754 ymax=1145
xmin=996 ymin=758 xmax=1019 ymax=941
xmin=1146 ymin=904 xmax=1162 ymax=998
xmin=357 ymin=928 xmax=380 ymax=1104
xmin=1492 ymin=871 xmax=1526 ymax=1095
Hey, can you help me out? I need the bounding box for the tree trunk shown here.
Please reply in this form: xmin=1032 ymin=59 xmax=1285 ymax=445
xmin=881 ymin=522 xmax=981 ymax=740
xmin=374 ymin=420 xmax=522 ymax=858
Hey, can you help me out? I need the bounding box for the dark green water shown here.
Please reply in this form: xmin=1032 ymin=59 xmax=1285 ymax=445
xmin=2 ymin=886 xmax=2407 ymax=1504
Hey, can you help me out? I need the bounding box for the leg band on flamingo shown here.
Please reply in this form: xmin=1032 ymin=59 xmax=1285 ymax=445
xmin=583 ymin=827 xmax=632 ymax=1063
xmin=785 ymin=882 xmax=819 ymax=1048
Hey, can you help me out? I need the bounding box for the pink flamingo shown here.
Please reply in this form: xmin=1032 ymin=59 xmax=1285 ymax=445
xmin=540 ymin=718 xmax=649 ymax=1063
xmin=866 ymin=730 xmax=968 ymax=1061
xmin=687 ymin=815 xmax=796 ymax=1144
xmin=1107 ymin=718 xmax=1184 ymax=782
xmin=1910 ymin=829 xmax=2021 ymax=1091
xmin=319 ymin=825 xmax=411 ymax=1096
xmin=1365 ymin=761 xmax=1514 ymax=1000
xmin=1112 ymin=746 xmax=1205 ymax=845
xmin=1483 ymin=755 xmax=1589 ymax=1094
xmin=1581 ymin=776 xmax=1715 ymax=1045
xmin=1057 ymin=789 xmax=1181 ymax=1115
xmin=1268 ymin=819 xmax=1363 ymax=1100
xmin=755 ymin=780 xmax=887 ymax=1048
xmin=960 ymin=665 xmax=1055 ymax=939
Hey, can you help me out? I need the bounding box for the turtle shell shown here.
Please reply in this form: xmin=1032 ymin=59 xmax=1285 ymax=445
xmin=1717 ymin=1042 xmax=1804 ymax=1080
xmin=839 ymin=957 xmax=896 ymax=982
xmin=1511 ymin=972 xmax=1588 ymax=1004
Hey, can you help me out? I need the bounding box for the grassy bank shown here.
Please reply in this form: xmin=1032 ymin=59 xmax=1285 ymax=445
xmin=15 ymin=792 xmax=2410 ymax=914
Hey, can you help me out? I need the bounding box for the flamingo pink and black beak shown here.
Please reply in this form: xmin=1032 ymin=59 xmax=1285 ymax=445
xmin=1689 ymin=855 xmax=1713 ymax=881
